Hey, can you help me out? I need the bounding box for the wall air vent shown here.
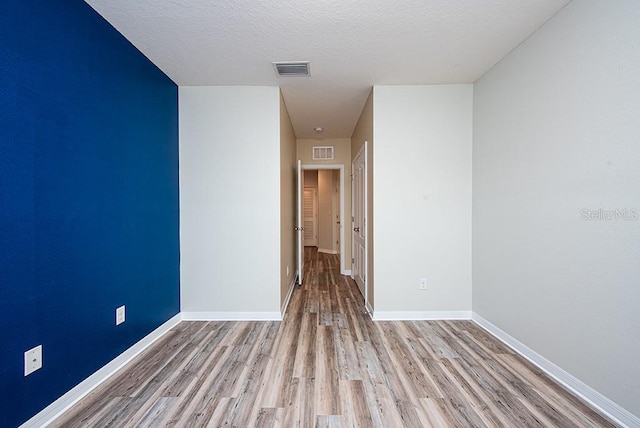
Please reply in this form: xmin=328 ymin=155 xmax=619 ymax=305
xmin=312 ymin=146 xmax=334 ymax=160
xmin=273 ymin=61 xmax=310 ymax=77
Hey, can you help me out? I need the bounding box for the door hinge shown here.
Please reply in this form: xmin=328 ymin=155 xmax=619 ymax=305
xmin=352 ymin=258 xmax=354 ymax=263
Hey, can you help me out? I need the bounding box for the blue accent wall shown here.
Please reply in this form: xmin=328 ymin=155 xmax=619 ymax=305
xmin=0 ymin=2 xmax=180 ymax=426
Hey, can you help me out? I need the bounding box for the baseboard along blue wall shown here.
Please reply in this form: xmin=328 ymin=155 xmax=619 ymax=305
xmin=0 ymin=2 xmax=180 ymax=425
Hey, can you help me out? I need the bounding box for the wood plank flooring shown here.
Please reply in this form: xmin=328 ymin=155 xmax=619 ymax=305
xmin=52 ymin=248 xmax=617 ymax=427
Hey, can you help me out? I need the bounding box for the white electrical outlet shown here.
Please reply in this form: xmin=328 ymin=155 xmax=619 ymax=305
xmin=419 ymin=278 xmax=428 ymax=290
xmin=116 ymin=305 xmax=126 ymax=325
xmin=24 ymin=345 xmax=42 ymax=376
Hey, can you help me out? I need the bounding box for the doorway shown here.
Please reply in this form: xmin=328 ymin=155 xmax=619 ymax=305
xmin=297 ymin=164 xmax=346 ymax=276
xmin=303 ymin=169 xmax=340 ymax=255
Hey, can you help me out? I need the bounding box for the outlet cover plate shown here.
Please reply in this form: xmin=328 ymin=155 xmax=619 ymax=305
xmin=419 ymin=278 xmax=428 ymax=290
xmin=24 ymin=345 xmax=42 ymax=376
xmin=116 ymin=305 xmax=126 ymax=325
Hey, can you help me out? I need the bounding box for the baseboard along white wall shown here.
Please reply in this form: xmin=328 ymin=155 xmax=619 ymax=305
xmin=372 ymin=311 xmax=472 ymax=321
xmin=472 ymin=312 xmax=639 ymax=428
xmin=181 ymin=312 xmax=282 ymax=321
xmin=317 ymin=248 xmax=338 ymax=255
xmin=24 ymin=309 xmax=636 ymax=428
xmin=280 ymin=274 xmax=298 ymax=316
xmin=365 ymin=301 xmax=374 ymax=318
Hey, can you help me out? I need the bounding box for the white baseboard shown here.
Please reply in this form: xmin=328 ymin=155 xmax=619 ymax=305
xmin=21 ymin=313 xmax=182 ymax=428
xmin=181 ymin=311 xmax=282 ymax=321
xmin=317 ymin=248 xmax=338 ymax=255
xmin=472 ymin=312 xmax=639 ymax=428
xmin=280 ymin=275 xmax=297 ymax=316
xmin=23 ymin=309 xmax=636 ymax=427
xmin=365 ymin=301 xmax=374 ymax=317
xmin=372 ymin=311 xmax=472 ymax=321
xmin=342 ymin=269 xmax=352 ymax=276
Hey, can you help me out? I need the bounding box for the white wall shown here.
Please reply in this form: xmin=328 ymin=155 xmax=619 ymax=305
xmin=473 ymin=0 xmax=640 ymax=419
xmin=180 ymin=86 xmax=281 ymax=315
xmin=373 ymin=85 xmax=473 ymax=315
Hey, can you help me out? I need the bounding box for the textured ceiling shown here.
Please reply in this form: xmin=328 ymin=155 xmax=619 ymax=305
xmin=85 ymin=0 xmax=571 ymax=138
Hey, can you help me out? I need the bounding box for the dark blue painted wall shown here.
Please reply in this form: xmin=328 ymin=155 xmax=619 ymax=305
xmin=0 ymin=1 xmax=180 ymax=426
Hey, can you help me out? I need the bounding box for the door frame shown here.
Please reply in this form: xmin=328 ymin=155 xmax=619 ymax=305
xmin=352 ymin=142 xmax=368 ymax=310
xmin=301 ymin=164 xmax=347 ymax=274
xmin=296 ymin=160 xmax=304 ymax=285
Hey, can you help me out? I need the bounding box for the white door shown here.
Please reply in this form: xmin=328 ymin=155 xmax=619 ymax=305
xmin=352 ymin=143 xmax=367 ymax=299
xmin=303 ymin=188 xmax=318 ymax=246
xmin=296 ymin=160 xmax=304 ymax=285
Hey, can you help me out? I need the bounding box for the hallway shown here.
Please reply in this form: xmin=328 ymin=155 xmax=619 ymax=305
xmin=53 ymin=248 xmax=614 ymax=427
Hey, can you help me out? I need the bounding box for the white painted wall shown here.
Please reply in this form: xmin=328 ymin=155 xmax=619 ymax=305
xmin=180 ymin=86 xmax=281 ymax=314
xmin=373 ymin=85 xmax=473 ymax=314
xmin=473 ymin=0 xmax=640 ymax=419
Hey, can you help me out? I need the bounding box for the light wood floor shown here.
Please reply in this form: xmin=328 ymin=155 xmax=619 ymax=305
xmin=53 ymin=248 xmax=616 ymax=427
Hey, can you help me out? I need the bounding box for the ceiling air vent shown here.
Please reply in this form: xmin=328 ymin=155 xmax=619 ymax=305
xmin=273 ymin=61 xmax=310 ymax=77
xmin=313 ymin=146 xmax=334 ymax=160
